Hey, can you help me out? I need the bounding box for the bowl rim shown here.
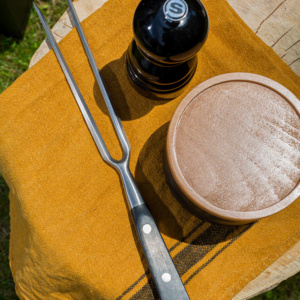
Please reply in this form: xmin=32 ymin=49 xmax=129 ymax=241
xmin=166 ymin=72 xmax=300 ymax=222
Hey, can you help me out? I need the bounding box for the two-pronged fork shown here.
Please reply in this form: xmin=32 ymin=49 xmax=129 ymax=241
xmin=33 ymin=2 xmax=189 ymax=299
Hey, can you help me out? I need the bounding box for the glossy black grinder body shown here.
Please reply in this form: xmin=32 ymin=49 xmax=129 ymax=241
xmin=126 ymin=0 xmax=209 ymax=95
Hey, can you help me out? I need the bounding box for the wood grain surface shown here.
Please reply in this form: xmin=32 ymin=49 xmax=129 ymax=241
xmin=233 ymin=241 xmax=300 ymax=300
xmin=29 ymin=0 xmax=300 ymax=299
xmin=29 ymin=0 xmax=300 ymax=77
xmin=166 ymin=73 xmax=300 ymax=223
xmin=29 ymin=0 xmax=108 ymax=67
xmin=227 ymin=0 xmax=300 ymax=76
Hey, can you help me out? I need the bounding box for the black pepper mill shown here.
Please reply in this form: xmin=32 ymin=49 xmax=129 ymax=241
xmin=126 ymin=0 xmax=209 ymax=96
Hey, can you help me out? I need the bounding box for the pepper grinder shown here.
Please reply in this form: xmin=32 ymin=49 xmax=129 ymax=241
xmin=126 ymin=0 xmax=209 ymax=96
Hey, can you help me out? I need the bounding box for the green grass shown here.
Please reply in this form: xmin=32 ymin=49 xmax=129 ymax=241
xmin=252 ymin=272 xmax=300 ymax=300
xmin=0 ymin=0 xmax=299 ymax=299
xmin=0 ymin=1 xmax=68 ymax=298
xmin=0 ymin=0 xmax=68 ymax=93
xmin=0 ymin=176 xmax=13 ymax=299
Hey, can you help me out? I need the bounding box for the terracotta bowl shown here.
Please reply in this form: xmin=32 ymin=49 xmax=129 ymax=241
xmin=165 ymin=73 xmax=300 ymax=225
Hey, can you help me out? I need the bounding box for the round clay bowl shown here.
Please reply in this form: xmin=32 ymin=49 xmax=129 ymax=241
xmin=165 ymin=73 xmax=300 ymax=225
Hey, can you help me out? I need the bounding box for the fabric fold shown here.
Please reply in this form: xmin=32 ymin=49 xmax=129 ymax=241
xmin=0 ymin=0 xmax=299 ymax=299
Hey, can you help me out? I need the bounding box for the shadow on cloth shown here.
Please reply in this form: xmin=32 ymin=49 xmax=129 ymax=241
xmin=122 ymin=122 xmax=254 ymax=299
xmin=94 ymin=51 xmax=171 ymax=121
xmin=135 ymin=122 xmax=185 ymax=240
xmin=134 ymin=122 xmax=252 ymax=243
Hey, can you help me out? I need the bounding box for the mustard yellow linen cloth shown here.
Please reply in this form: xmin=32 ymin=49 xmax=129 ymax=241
xmin=0 ymin=0 xmax=299 ymax=299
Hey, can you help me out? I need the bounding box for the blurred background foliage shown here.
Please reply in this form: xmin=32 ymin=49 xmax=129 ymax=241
xmin=0 ymin=0 xmax=299 ymax=299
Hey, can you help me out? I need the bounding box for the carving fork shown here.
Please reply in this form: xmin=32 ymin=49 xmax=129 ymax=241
xmin=34 ymin=2 xmax=189 ymax=299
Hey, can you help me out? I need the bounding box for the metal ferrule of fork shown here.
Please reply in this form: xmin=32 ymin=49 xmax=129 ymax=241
xmin=34 ymin=1 xmax=189 ymax=299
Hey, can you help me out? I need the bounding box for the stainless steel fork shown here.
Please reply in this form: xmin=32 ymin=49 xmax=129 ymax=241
xmin=34 ymin=2 xmax=189 ymax=299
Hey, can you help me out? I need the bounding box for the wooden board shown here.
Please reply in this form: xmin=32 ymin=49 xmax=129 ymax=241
xmin=227 ymin=0 xmax=300 ymax=77
xmin=29 ymin=0 xmax=300 ymax=299
xmin=29 ymin=0 xmax=108 ymax=67
xmin=29 ymin=0 xmax=300 ymax=77
xmin=234 ymin=241 xmax=300 ymax=299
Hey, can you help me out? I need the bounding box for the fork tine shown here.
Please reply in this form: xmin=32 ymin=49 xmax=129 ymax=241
xmin=66 ymin=0 xmax=130 ymax=157
xmin=33 ymin=3 xmax=115 ymax=165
